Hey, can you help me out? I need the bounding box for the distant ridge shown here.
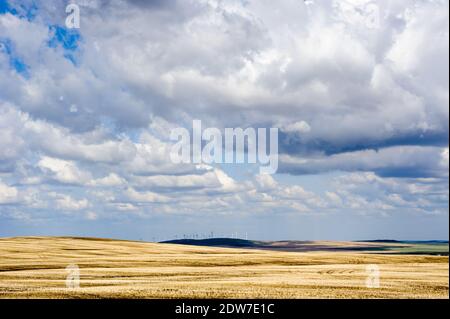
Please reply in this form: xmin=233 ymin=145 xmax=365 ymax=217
xmin=161 ymin=238 xmax=258 ymax=247
xmin=359 ymin=239 xmax=402 ymax=243
xmin=361 ymin=240 xmax=449 ymax=244
xmin=161 ymin=238 xmax=449 ymax=255
xmin=403 ymin=240 xmax=449 ymax=244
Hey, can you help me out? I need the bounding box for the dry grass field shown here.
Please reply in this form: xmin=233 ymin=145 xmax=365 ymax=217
xmin=0 ymin=237 xmax=448 ymax=299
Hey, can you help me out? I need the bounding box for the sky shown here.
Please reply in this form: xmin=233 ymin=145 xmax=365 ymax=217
xmin=0 ymin=0 xmax=448 ymax=241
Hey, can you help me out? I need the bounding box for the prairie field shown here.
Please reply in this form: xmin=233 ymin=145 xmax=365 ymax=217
xmin=0 ymin=237 xmax=448 ymax=299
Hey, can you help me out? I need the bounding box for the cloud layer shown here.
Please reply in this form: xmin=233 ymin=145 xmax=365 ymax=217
xmin=0 ymin=0 xmax=448 ymax=240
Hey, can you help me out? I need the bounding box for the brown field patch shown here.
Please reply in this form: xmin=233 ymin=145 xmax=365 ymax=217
xmin=0 ymin=237 xmax=448 ymax=299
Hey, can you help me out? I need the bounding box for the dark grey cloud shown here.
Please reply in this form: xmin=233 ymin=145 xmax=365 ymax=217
xmin=125 ymin=0 xmax=178 ymax=9
xmin=279 ymin=146 xmax=449 ymax=178
xmin=279 ymin=129 xmax=449 ymax=156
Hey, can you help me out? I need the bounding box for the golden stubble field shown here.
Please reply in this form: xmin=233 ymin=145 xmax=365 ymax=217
xmin=0 ymin=237 xmax=448 ymax=299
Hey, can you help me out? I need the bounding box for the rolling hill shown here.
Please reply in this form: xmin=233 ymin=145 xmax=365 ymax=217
xmin=0 ymin=236 xmax=448 ymax=298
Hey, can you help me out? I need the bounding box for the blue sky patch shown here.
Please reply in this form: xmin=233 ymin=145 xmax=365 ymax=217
xmin=48 ymin=25 xmax=82 ymax=65
xmin=0 ymin=0 xmax=37 ymax=20
xmin=0 ymin=0 xmax=11 ymax=14
xmin=48 ymin=25 xmax=81 ymax=51
xmin=0 ymin=38 xmax=30 ymax=77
